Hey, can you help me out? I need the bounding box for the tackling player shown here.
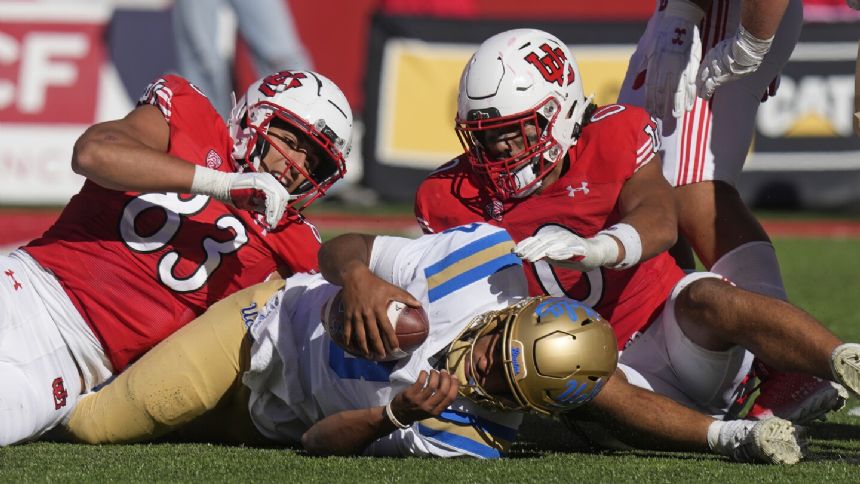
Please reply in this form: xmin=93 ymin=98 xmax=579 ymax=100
xmin=62 ymin=223 xmax=618 ymax=458
xmin=413 ymin=28 xmax=860 ymax=464
xmin=0 ymin=70 xmax=353 ymax=446
xmin=616 ymin=0 xmax=840 ymax=421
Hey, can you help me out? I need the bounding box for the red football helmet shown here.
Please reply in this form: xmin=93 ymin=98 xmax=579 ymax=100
xmin=229 ymin=70 xmax=352 ymax=211
xmin=455 ymin=29 xmax=592 ymax=200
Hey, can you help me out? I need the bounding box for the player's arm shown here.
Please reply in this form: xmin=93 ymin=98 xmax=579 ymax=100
xmin=514 ymin=154 xmax=677 ymax=272
xmin=301 ymin=369 xmax=459 ymax=456
xmin=319 ymin=234 xmax=422 ymax=360
xmin=739 ymin=0 xmax=790 ymax=40
xmin=72 ymin=105 xmax=197 ymax=193
xmin=614 ymin=155 xmax=679 ymax=262
xmin=72 ymin=77 xmax=290 ymax=227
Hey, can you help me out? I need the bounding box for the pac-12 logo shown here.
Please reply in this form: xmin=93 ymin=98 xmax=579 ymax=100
xmin=524 ymin=43 xmax=576 ymax=87
xmin=258 ymin=71 xmax=306 ymax=96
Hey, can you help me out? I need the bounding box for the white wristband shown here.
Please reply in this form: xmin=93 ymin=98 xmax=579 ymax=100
xmin=733 ymin=24 xmax=773 ymax=68
xmin=384 ymin=401 xmax=411 ymax=430
xmin=598 ymin=223 xmax=642 ymax=270
xmin=190 ymin=165 xmax=232 ymax=202
xmin=665 ymin=0 xmax=705 ymax=22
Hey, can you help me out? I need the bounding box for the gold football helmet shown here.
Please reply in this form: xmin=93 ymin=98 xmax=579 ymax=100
xmin=446 ymin=296 xmax=617 ymax=415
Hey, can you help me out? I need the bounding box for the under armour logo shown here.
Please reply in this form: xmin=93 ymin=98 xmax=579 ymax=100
xmin=52 ymin=377 xmax=68 ymax=410
xmin=524 ymin=43 xmax=576 ymax=87
xmin=4 ymin=270 xmax=22 ymax=290
xmin=258 ymin=70 xmax=306 ymax=97
xmin=566 ymin=182 xmax=589 ymax=198
xmin=672 ymin=28 xmax=687 ymax=45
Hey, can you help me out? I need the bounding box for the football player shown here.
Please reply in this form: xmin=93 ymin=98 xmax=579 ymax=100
xmin=62 ymin=223 xmax=618 ymax=458
xmin=413 ymin=28 xmax=860 ymax=464
xmin=617 ymin=0 xmax=840 ymax=422
xmin=0 ymin=70 xmax=352 ymax=446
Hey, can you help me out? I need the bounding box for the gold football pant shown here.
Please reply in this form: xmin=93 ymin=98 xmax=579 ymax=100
xmin=64 ymin=280 xmax=285 ymax=444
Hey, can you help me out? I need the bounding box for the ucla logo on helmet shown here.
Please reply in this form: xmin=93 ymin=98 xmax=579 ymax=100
xmin=535 ymin=297 xmax=599 ymax=323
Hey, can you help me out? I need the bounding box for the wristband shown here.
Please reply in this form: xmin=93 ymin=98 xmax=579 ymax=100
xmin=733 ymin=24 xmax=773 ymax=68
xmin=598 ymin=223 xmax=642 ymax=270
xmin=384 ymin=401 xmax=411 ymax=430
xmin=190 ymin=165 xmax=231 ymax=202
xmin=664 ymin=0 xmax=705 ymax=23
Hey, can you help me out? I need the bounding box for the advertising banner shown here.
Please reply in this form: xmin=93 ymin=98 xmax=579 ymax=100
xmin=362 ymin=15 xmax=860 ymax=207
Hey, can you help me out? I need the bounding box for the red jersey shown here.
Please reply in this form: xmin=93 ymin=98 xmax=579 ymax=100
xmin=415 ymin=104 xmax=684 ymax=347
xmin=25 ymin=75 xmax=320 ymax=370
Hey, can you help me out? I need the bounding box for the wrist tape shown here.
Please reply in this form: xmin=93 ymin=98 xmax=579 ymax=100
xmin=598 ymin=223 xmax=643 ymax=270
xmin=733 ymin=24 xmax=773 ymax=68
xmin=190 ymin=165 xmax=231 ymax=202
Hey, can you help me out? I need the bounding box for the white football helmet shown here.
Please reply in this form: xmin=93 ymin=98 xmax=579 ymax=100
xmin=229 ymin=70 xmax=353 ymax=211
xmin=456 ymin=29 xmax=592 ymax=199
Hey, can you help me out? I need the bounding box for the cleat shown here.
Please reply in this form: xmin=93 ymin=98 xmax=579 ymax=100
xmin=746 ymin=372 xmax=848 ymax=424
xmin=831 ymin=343 xmax=860 ymax=398
xmin=721 ymin=418 xmax=806 ymax=465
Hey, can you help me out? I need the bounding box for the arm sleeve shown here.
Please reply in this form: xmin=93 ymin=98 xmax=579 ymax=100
xmin=137 ymin=75 xmax=211 ymax=125
xmin=368 ymin=235 xmax=418 ymax=288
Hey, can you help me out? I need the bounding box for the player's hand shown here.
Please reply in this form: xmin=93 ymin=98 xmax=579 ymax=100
xmin=226 ymin=172 xmax=290 ymax=227
xmin=389 ymin=370 xmax=460 ymax=425
xmin=761 ymin=76 xmax=780 ymax=102
xmin=645 ymin=0 xmax=704 ymax=118
xmin=697 ymin=25 xmax=773 ymax=100
xmin=339 ymin=264 xmax=422 ymax=360
xmin=514 ymin=226 xmax=619 ymax=272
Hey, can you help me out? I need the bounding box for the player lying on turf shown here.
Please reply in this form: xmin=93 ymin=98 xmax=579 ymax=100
xmin=0 ymin=69 xmax=353 ymax=446
xmin=59 ymin=223 xmax=618 ymax=458
xmin=413 ymin=28 xmax=860 ymax=464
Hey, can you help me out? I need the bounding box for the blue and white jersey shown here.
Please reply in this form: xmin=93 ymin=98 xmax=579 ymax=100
xmin=244 ymin=222 xmax=527 ymax=458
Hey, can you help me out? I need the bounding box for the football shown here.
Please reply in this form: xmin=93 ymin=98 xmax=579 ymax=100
xmin=321 ymin=290 xmax=430 ymax=361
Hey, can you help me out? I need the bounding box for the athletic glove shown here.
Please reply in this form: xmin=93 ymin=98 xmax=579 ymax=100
xmin=697 ymin=24 xmax=773 ymax=100
xmin=513 ymin=226 xmax=619 ymax=272
xmin=645 ymin=0 xmax=705 ymax=118
xmin=191 ymin=166 xmax=289 ymax=227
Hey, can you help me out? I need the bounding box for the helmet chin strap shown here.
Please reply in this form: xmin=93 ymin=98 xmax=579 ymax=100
xmin=566 ymin=93 xmax=594 ymax=147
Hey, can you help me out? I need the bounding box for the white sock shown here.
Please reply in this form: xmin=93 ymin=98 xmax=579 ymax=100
xmin=706 ymin=420 xmax=725 ymax=452
xmin=711 ymin=241 xmax=787 ymax=301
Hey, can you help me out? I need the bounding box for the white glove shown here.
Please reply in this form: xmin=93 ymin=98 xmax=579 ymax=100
xmin=191 ymin=165 xmax=289 ymax=227
xmin=697 ymin=24 xmax=773 ymax=100
xmin=848 ymin=0 xmax=860 ymax=11
xmin=645 ymin=0 xmax=704 ymax=118
xmin=514 ymin=226 xmax=619 ymax=272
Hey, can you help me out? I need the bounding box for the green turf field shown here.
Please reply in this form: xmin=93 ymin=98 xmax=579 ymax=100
xmin=2 ymin=234 xmax=860 ymax=482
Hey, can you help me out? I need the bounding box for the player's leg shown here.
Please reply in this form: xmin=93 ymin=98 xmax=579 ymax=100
xmin=677 ymin=0 xmax=803 ymax=269
xmin=64 ymin=279 xmax=284 ymax=444
xmin=0 ymin=257 xmax=82 ymax=446
xmin=172 ymin=0 xmax=231 ymax=117
xmin=229 ymin=0 xmax=313 ymax=74
xmin=674 ymin=276 xmax=860 ymax=398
